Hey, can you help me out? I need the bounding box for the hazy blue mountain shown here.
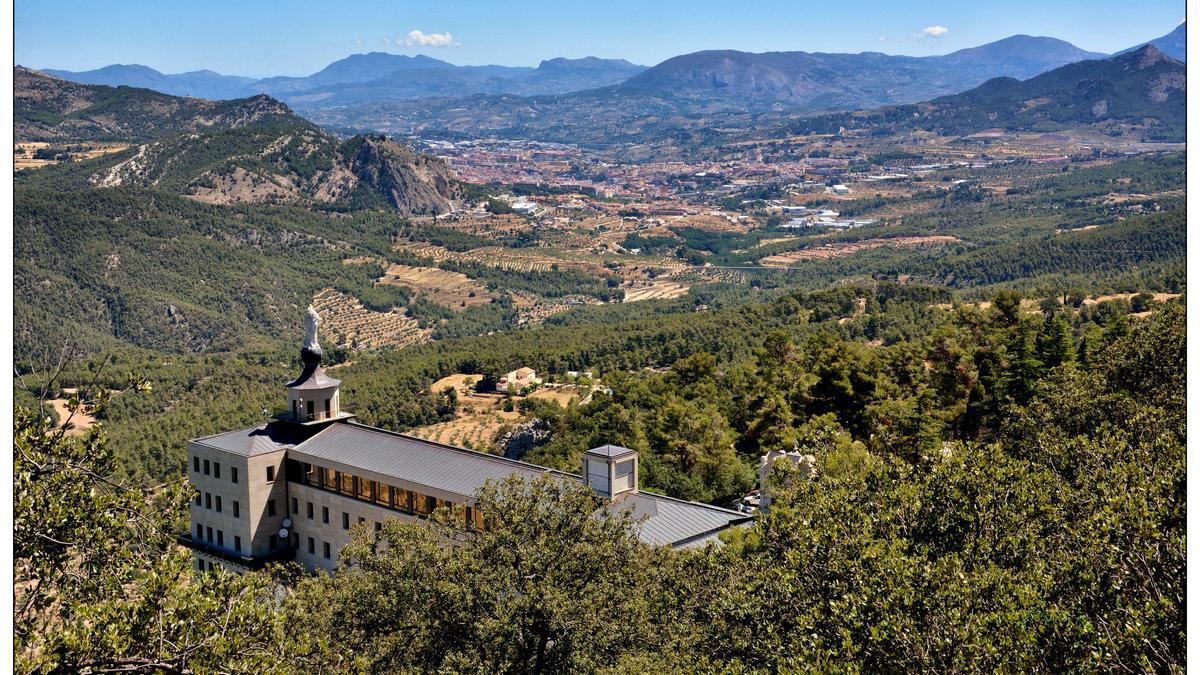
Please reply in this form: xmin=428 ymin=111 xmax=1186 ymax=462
xmin=619 ymin=35 xmax=1107 ymax=108
xmin=41 ymin=63 xmax=255 ymax=100
xmin=785 ymin=45 xmax=1186 ymax=141
xmin=1116 ymin=22 xmax=1186 ymax=61
xmin=250 ymin=52 xmax=457 ymax=95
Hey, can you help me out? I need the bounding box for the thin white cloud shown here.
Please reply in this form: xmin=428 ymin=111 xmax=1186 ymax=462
xmin=402 ymin=30 xmax=457 ymax=47
xmin=879 ymin=36 xmax=887 ymax=42
xmin=921 ymin=25 xmax=949 ymax=38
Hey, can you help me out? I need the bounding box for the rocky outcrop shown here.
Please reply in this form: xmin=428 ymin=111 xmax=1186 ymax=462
xmin=499 ymin=418 xmax=553 ymax=460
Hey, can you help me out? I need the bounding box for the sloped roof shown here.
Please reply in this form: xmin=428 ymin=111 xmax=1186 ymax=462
xmin=192 ymin=423 xmax=299 ymax=457
xmin=286 ymin=364 xmax=341 ymax=390
xmin=285 ymin=422 xmax=750 ymax=548
xmin=586 ymin=444 xmax=639 ymax=459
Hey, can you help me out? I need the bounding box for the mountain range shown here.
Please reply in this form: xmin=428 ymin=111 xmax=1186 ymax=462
xmin=44 ymin=54 xmax=649 ymax=105
xmin=38 ymin=26 xmax=1183 ymax=114
xmin=782 ymin=45 xmax=1186 ymax=142
xmin=16 ymin=67 xmax=459 ymax=215
xmin=1115 ymin=22 xmax=1186 ymax=61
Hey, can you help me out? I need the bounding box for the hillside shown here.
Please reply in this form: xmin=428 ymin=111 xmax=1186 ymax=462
xmin=16 ymin=67 xmax=459 ymax=214
xmin=42 ymin=63 xmax=255 ymax=99
xmin=14 ymin=67 xmax=294 ymax=142
xmin=1116 ymin=22 xmax=1185 ymax=61
xmin=619 ymin=35 xmax=1106 ymax=108
xmin=783 ymin=46 xmax=1185 ymax=141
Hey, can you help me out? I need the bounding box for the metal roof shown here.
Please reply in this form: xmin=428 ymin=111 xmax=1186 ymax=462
xmin=286 ymin=364 xmax=341 ymax=390
xmin=214 ymin=420 xmax=751 ymax=548
xmin=288 ymin=422 xmax=554 ymax=498
xmin=585 ymin=444 xmax=639 ymax=459
xmin=191 ymin=423 xmax=299 ymax=457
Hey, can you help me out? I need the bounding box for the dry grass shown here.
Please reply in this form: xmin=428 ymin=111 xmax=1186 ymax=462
xmin=623 ymin=280 xmax=691 ymax=302
xmin=760 ymin=236 xmax=960 ymax=267
xmin=379 ymin=264 xmax=493 ymax=311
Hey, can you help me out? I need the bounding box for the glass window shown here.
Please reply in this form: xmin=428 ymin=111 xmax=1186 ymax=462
xmin=194 ymin=491 xmax=201 ymax=506
xmin=374 ymin=521 xmax=382 ymax=534
xmin=217 ymin=531 xmax=224 ymax=547
xmin=215 ymin=496 xmax=222 ymax=513
xmin=231 ymin=467 xmax=238 ymax=484
xmin=193 ymin=456 xmax=200 ymax=472
xmin=307 ymin=502 xmax=314 ymax=519
xmin=342 ymin=512 xmax=350 ymax=530
xmin=266 ymin=466 xmax=276 ymax=483
xmin=292 ymin=497 xmax=298 ymax=514
xmin=196 ymin=523 xmax=202 ymax=539
xmin=205 ymin=493 xmax=211 ymax=509
xmin=323 ymin=467 xmax=337 ymax=491
xmin=234 ymin=536 xmax=242 ymax=552
xmin=306 ymin=400 xmax=314 ymax=421
xmin=338 ymin=472 xmax=353 ymax=496
xmin=203 ymin=459 xmax=210 ymax=475
xmin=213 ymin=463 xmax=221 ymax=479
xmin=324 ymin=398 xmax=331 ymax=417
xmin=413 ymin=493 xmax=432 ymax=516
xmin=375 ymin=483 xmax=391 ymax=507
xmin=322 ymin=506 xmax=329 ymax=524
xmin=308 ymin=537 xmax=315 ymax=554
xmin=196 ymin=558 xmax=203 ymax=571
xmin=323 ymin=542 xmax=331 ymax=559
xmin=206 ymin=527 xmax=213 ymax=543
xmin=358 ymin=516 xmax=365 ymax=525
xmin=233 ymin=500 xmax=240 ymax=518
xmin=356 ymin=477 xmax=371 ymax=502
xmin=304 ymin=463 xmax=317 ymax=486
xmin=268 ymin=499 xmax=277 ymax=517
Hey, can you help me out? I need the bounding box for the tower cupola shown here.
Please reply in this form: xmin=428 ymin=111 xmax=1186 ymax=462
xmin=284 ymin=306 xmax=346 ymax=424
xmin=583 ymin=444 xmax=639 ymax=499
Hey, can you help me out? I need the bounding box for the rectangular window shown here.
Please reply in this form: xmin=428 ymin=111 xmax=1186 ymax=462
xmin=323 ymin=467 xmax=337 ymax=491
xmin=197 ymin=558 xmax=204 ymax=571
xmin=233 ymin=500 xmax=240 ymax=518
xmin=269 ymin=534 xmax=277 ymax=550
xmin=231 ymin=467 xmax=238 ymax=484
xmin=217 ymin=530 xmax=224 ymax=547
xmin=194 ymin=491 xmax=201 ymax=506
xmin=342 ymin=512 xmax=350 ymax=530
xmin=307 ymin=400 xmax=315 ymax=421
xmin=414 ymin=493 xmax=433 ymax=517
xmin=206 ymin=527 xmax=213 ymax=543
xmin=375 ymin=483 xmax=391 ymax=507
xmin=193 ymin=456 xmax=200 ymax=472
xmin=322 ymin=506 xmax=329 ymax=524
xmin=338 ymin=472 xmax=353 ymax=496
xmin=306 ymin=502 xmax=314 ymax=519
xmin=215 ymin=496 xmax=222 ymax=513
xmin=205 ymin=493 xmax=212 ymax=510
xmin=233 ymin=536 xmax=241 ymax=552
xmin=358 ymin=516 xmax=365 ymax=525
xmin=356 ymin=477 xmax=371 ymax=502
xmin=268 ymin=500 xmax=277 ymax=517
xmin=203 ymin=459 xmax=210 ymax=476
xmin=304 ymin=463 xmax=317 ymax=486
xmin=394 ymin=489 xmax=412 ymax=513
xmin=207 ymin=561 xmax=214 ymax=572
xmin=323 ymin=542 xmax=331 ymax=559
xmin=324 ymin=398 xmax=331 ymax=417
xmin=292 ymin=497 xmax=299 ymax=514
xmin=308 ymin=537 xmax=315 ymax=554
xmin=196 ymin=523 xmax=202 ymax=539
xmin=266 ymin=466 xmax=276 ymax=483
xmin=213 ymin=462 xmax=221 ymax=479
xmin=374 ymin=521 xmax=382 ymax=534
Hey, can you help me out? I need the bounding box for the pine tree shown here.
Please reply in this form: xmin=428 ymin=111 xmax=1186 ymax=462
xmin=1035 ymin=313 xmax=1075 ymax=369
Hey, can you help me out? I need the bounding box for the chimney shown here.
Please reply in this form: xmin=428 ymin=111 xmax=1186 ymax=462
xmin=583 ymin=445 xmax=638 ymax=499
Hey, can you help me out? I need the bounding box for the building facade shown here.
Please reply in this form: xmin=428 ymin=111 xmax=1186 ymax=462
xmin=182 ymin=308 xmax=752 ymax=573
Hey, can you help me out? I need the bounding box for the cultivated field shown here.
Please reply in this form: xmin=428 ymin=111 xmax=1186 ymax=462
xmin=623 ymin=280 xmax=691 ymax=302
xmin=760 ymin=235 xmax=960 ymax=267
xmin=311 ymin=287 xmax=431 ymax=350
xmin=14 ymin=141 xmax=130 ymax=171
xmin=379 ymin=263 xmax=494 ymax=311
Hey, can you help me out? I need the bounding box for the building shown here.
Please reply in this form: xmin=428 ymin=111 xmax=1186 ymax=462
xmin=498 ymin=366 xmax=541 ymax=392
xmin=182 ymin=308 xmax=752 ymax=573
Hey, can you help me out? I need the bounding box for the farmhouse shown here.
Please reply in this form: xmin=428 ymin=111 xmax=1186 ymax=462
xmin=183 ymin=308 xmax=750 ymax=573
xmin=498 ymin=366 xmax=541 ymax=392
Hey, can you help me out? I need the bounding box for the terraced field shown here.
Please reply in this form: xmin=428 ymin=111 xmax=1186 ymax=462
xmin=760 ymin=236 xmax=960 ymax=267
xmin=622 ymin=280 xmax=691 ymax=302
xmin=394 ymin=242 xmax=609 ymax=274
xmin=311 ymin=287 xmax=432 ymax=350
xmin=379 ymin=264 xmax=494 ymax=311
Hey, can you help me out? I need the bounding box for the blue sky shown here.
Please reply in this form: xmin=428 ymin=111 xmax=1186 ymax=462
xmin=16 ymin=0 xmax=1185 ymax=77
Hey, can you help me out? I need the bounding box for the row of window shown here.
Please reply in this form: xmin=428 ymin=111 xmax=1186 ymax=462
xmin=292 ymin=398 xmax=332 ymax=421
xmin=192 ymin=455 xmax=278 ymax=484
xmin=194 ymin=523 xmax=243 ymax=553
xmin=296 ymin=461 xmax=484 ymax=531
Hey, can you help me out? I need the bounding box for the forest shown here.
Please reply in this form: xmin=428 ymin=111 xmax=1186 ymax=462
xmin=15 ymin=296 xmax=1184 ymax=672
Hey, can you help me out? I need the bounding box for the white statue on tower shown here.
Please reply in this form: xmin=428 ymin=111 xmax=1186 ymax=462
xmin=304 ymin=305 xmax=321 ymax=352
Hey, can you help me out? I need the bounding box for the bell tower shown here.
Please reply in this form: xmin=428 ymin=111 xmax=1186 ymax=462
xmin=284 ymin=306 xmax=347 ymax=424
